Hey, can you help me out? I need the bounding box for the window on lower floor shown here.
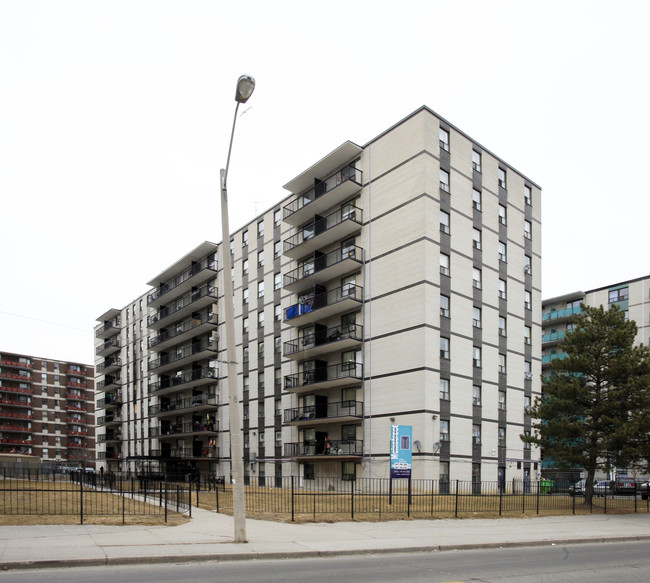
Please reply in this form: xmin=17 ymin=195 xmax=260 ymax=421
xmin=440 ymin=420 xmax=450 ymax=442
xmin=472 ymin=424 xmax=481 ymax=445
xmin=498 ymin=390 xmax=506 ymax=410
xmin=440 ymin=378 xmax=450 ymax=400
xmin=440 ymin=337 xmax=450 ymax=360
xmin=342 ymin=461 xmax=357 ymax=481
xmin=304 ymin=462 xmax=315 ymax=480
xmin=440 ymin=294 xmax=450 ymax=318
xmin=473 ymin=384 xmax=481 ymax=407
xmin=440 ymin=253 xmax=450 ymax=276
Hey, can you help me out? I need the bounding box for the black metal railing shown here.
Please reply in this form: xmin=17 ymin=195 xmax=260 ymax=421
xmin=147 ymin=258 xmax=217 ymax=305
xmin=284 ymin=246 xmax=362 ymax=288
xmin=285 ymin=362 xmax=363 ymax=390
xmin=284 ymin=401 xmax=363 ymax=423
xmin=148 ymin=366 xmax=218 ymax=395
xmin=283 ymin=206 xmax=363 ymax=253
xmin=148 ymin=339 xmax=218 ymax=371
xmin=283 ymin=323 xmax=363 ymax=357
xmin=148 ymin=312 xmax=218 ymax=349
xmin=147 ymin=284 xmax=217 ymax=327
xmin=149 ymin=393 xmax=218 ymax=415
xmin=284 ymin=439 xmax=364 ymax=457
xmin=284 ymin=284 xmax=362 ymax=322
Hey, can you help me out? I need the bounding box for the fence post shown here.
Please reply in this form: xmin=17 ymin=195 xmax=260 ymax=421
xmin=407 ymin=478 xmax=411 ymax=518
xmin=454 ymin=479 xmax=459 ymax=518
xmin=430 ymin=479 xmax=435 ymax=516
xmin=604 ymin=489 xmax=607 ymax=514
xmin=164 ymin=480 xmax=168 ymax=524
xmin=215 ymin=479 xmax=219 ymax=513
xmin=122 ymin=479 xmax=125 ymax=524
xmin=291 ymin=476 xmax=295 ymax=523
xmin=196 ymin=479 xmax=199 ymax=509
xmin=536 ymin=480 xmax=540 ymax=515
xmin=572 ymin=489 xmax=576 ymax=515
xmin=499 ymin=483 xmax=503 ymax=516
xmin=189 ymin=484 xmax=192 ymax=518
xmin=351 ymin=478 xmax=355 ymax=521
xmin=79 ymin=470 xmax=83 ymax=525
xmin=522 ymin=482 xmax=526 ymax=514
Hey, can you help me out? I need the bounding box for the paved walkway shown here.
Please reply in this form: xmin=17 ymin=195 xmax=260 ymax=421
xmin=0 ymin=509 xmax=649 ymax=570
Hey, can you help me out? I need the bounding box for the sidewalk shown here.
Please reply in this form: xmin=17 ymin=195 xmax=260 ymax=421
xmin=0 ymin=508 xmax=649 ymax=570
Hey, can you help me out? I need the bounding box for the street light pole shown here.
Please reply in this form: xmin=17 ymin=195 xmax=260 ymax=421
xmin=220 ymin=74 xmax=255 ymax=543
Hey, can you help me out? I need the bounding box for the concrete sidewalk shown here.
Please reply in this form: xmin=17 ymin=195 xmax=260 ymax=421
xmin=0 ymin=509 xmax=649 ymax=570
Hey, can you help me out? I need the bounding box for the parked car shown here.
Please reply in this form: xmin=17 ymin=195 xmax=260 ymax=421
xmin=569 ymin=479 xmax=586 ymax=496
xmin=640 ymin=481 xmax=649 ymax=500
xmin=612 ymin=477 xmax=636 ymax=496
xmin=593 ymin=480 xmax=612 ymax=496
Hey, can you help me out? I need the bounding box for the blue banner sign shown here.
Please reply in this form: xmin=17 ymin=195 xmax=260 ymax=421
xmin=390 ymin=425 xmax=412 ymax=478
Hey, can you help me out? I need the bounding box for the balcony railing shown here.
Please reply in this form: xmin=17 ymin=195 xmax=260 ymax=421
xmin=542 ymin=330 xmax=566 ymax=344
xmin=96 ymin=414 xmax=121 ymax=425
xmin=0 ymin=410 xmax=33 ymax=419
xmin=148 ymin=312 xmax=218 ymax=351
xmin=67 ymin=417 xmax=89 ymax=424
xmin=150 ymin=419 xmax=217 ymax=437
xmin=0 ymin=398 xmax=32 ymax=408
xmin=149 ymin=392 xmax=218 ymax=415
xmin=0 ymin=359 xmax=33 ymax=369
xmin=147 ymin=257 xmax=218 ymax=307
xmin=542 ymin=352 xmax=568 ymax=365
xmin=148 ymin=339 xmax=218 ymax=372
xmin=284 ymin=284 xmax=362 ymax=326
xmin=0 ymin=385 xmax=32 ymax=396
xmin=97 ymin=432 xmax=121 ymax=442
xmin=285 ymin=362 xmax=363 ymax=392
xmin=97 ymin=451 xmax=122 ymax=460
xmin=284 ymin=323 xmax=363 ymax=359
xmin=97 ymin=393 xmax=122 ymax=408
xmin=542 ymin=305 xmax=582 ymax=322
xmin=0 ymin=424 xmax=32 ymax=433
xmin=147 ymin=285 xmax=217 ymax=329
xmin=96 ymin=338 xmax=120 ymax=356
xmin=283 ymin=164 xmax=362 ymax=225
xmin=95 ymin=320 xmax=120 ymax=339
xmin=148 ymin=366 xmax=218 ymax=395
xmin=66 ymin=380 xmax=87 ymax=389
xmin=149 ymin=447 xmax=218 ymax=460
xmin=66 ymin=392 xmax=89 ymax=401
xmin=0 ymin=371 xmax=32 ymax=382
xmin=96 ymin=357 xmax=121 ymax=374
xmin=284 ymin=401 xmax=363 ymax=424
xmin=283 ymin=246 xmax=363 ymax=292
xmin=284 ymin=439 xmax=363 ymax=458
xmin=283 ymin=206 xmax=363 ymax=258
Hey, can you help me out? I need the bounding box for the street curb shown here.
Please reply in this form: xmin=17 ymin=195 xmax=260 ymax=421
xmin=3 ymin=535 xmax=650 ymax=571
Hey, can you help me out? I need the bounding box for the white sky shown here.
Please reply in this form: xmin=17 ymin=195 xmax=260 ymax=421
xmin=1 ymin=0 xmax=649 ymax=365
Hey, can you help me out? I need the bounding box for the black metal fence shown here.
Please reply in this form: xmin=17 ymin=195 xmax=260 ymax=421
xmin=203 ymin=477 xmax=650 ymax=522
xmin=0 ymin=468 xmax=191 ymax=524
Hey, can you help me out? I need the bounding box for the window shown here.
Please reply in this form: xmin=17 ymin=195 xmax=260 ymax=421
xmin=473 ymin=346 xmax=481 ymax=368
xmin=439 ymin=461 xmax=450 ymax=482
xmin=274 ymin=272 xmax=281 ymax=290
xmin=440 ymin=253 xmax=450 ymax=276
xmin=499 ymin=354 xmax=506 ymax=374
xmin=439 ymin=127 xmax=449 ymax=151
xmin=498 ymin=391 xmax=506 ymax=410
xmin=274 ymin=209 xmax=281 ymax=227
xmin=472 ymin=188 xmax=482 ymax=211
xmin=275 ymin=399 xmax=281 ymax=416
xmin=473 ymin=307 xmax=481 ymax=328
xmin=243 ymin=375 xmax=250 ymax=392
xmin=275 ymin=430 xmax=282 ymax=447
xmin=473 ymin=268 xmax=482 ymax=289
xmin=258 ymin=251 xmax=264 ymax=268
xmin=473 ymin=384 xmax=482 ymax=407
xmin=243 ymin=288 xmax=249 ymax=304
xmin=242 ymin=230 xmax=248 ymax=247
xmin=274 ymin=241 xmax=281 ymax=258
xmin=524 ymin=290 xmax=532 ymax=310
xmin=275 ymin=367 xmax=281 ymax=387
xmin=258 ymin=311 xmax=265 ymax=328
xmin=440 ymin=337 xmax=450 ymax=359
xmin=275 ymin=336 xmax=281 ymax=354
xmin=440 ymin=210 xmax=450 ymax=234
xmin=440 ymin=169 xmax=450 ymax=192
xmin=608 ymin=287 xmax=629 ymax=303
xmin=498 ymin=242 xmax=507 ymax=263
xmin=304 ymin=462 xmax=315 ymax=480
xmin=243 ymin=346 xmax=249 ymax=363
xmin=524 ymin=255 xmax=532 ymax=275
xmin=524 ymin=185 xmax=532 ymax=206
xmin=342 ymin=461 xmax=356 ymax=481
xmin=274 ymin=304 xmax=281 ymax=321
xmin=440 ymin=378 xmax=450 ymax=400
xmin=242 ymin=259 xmax=249 ymax=276
xmin=525 ymin=360 xmax=533 ymax=380
xmin=243 ymin=404 xmax=249 ymax=420
xmin=498 ymin=427 xmax=506 ymax=448
xmin=524 ymin=395 xmax=532 ymax=413
xmin=440 ymin=294 xmax=450 ymax=318
xmin=498 ymin=167 xmax=507 ymax=189
xmin=524 ymin=326 xmax=532 ymax=345
xmin=524 ymin=220 xmax=532 ymax=240
xmin=523 ymin=431 xmax=531 ymax=449
xmin=472 ymin=150 xmax=481 ymax=172
xmin=230 ymin=239 xmax=234 ymax=255
xmin=243 ymin=317 xmax=249 ymax=334
xmin=472 ymin=424 xmax=481 ymax=445
xmin=499 ymin=316 xmax=507 ymax=337
xmin=258 ymin=281 xmax=264 ymax=298
xmin=258 ymin=341 xmax=264 ymax=359
xmin=258 ymin=371 xmax=265 ymax=389
xmin=472 ymin=228 xmax=482 ymax=250
xmin=498 ymin=204 xmax=507 ymax=226
xmin=341 ymin=274 xmax=356 ymax=297
xmin=257 ymin=220 xmax=264 ymax=238
xmin=440 ymin=420 xmax=450 ymax=442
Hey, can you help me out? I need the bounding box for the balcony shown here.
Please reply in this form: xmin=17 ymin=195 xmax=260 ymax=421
xmin=150 ymin=447 xmax=219 ymax=460
xmin=67 ymin=428 xmax=89 ymax=437
xmin=0 ymin=437 xmax=33 ymax=446
xmin=95 ymin=320 xmax=120 ymax=339
xmin=148 ymin=366 xmax=218 ymax=397
xmin=284 ymin=439 xmax=363 ymax=460
xmin=148 ymin=312 xmax=218 ymax=352
xmin=542 ymin=305 xmax=582 ymax=323
xmin=150 ymin=419 xmax=218 ymax=438
xmin=0 ymin=385 xmax=32 ymax=396
xmin=149 ymin=392 xmax=218 ymax=416
xmin=147 ymin=285 xmax=217 ymax=330
xmin=284 ymin=362 xmax=363 ymax=394
xmin=0 ymin=359 xmax=33 ymax=370
xmin=98 ymin=450 xmax=122 ymax=460
xmin=542 ymin=352 xmax=568 ymax=366
xmin=96 ymin=338 xmax=121 ymax=357
xmin=66 ymin=380 xmax=87 ymax=389
xmin=67 ymin=442 xmax=88 ymax=449
xmin=284 ymin=246 xmax=363 ymax=293
xmin=148 ymin=339 xmax=218 ymax=374
xmin=66 ymin=392 xmax=90 ymax=401
xmin=0 ymin=371 xmax=32 ymax=382
xmin=0 ymin=423 xmax=32 ymax=433
xmin=97 ymin=431 xmax=121 ymax=443
xmin=0 ymin=410 xmax=32 ymax=420
xmin=96 ymin=393 xmax=123 ymax=409
xmin=542 ymin=330 xmax=566 ymax=346
xmin=96 ymin=357 xmax=122 ymax=375
xmin=283 ymin=164 xmax=362 ymax=227
xmin=96 ymin=375 xmax=121 ymax=392
xmin=96 ymin=414 xmax=121 ymax=426
xmin=0 ymin=397 xmax=32 ymax=409
xmin=284 ymin=324 xmax=363 ymax=360
xmin=284 ymin=284 xmax=363 ymax=327
xmin=66 ymin=403 xmax=87 ymax=413
xmin=284 ymin=401 xmax=363 ymax=426
xmin=67 ymin=416 xmax=89 ymax=424
xmin=283 ymin=206 xmax=363 ymax=259
xmin=147 ymin=257 xmax=218 ymax=309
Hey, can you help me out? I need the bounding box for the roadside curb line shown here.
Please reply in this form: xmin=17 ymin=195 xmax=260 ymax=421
xmin=3 ymin=535 xmax=650 ymax=571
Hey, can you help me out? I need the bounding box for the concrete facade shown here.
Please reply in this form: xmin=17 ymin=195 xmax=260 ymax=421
xmin=95 ymin=106 xmax=542 ymax=484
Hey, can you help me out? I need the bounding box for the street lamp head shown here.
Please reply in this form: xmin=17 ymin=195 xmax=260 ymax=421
xmin=235 ymin=75 xmax=255 ymax=104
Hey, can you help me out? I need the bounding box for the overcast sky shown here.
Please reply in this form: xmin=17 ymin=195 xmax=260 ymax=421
xmin=1 ymin=0 xmax=649 ymax=365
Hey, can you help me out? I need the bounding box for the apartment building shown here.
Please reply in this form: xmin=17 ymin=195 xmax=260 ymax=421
xmin=95 ymin=106 xmax=542 ymax=484
xmin=0 ymin=350 xmax=95 ymax=468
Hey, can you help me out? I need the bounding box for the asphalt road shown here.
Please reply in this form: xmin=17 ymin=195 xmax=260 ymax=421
xmin=1 ymin=541 xmax=649 ymax=583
